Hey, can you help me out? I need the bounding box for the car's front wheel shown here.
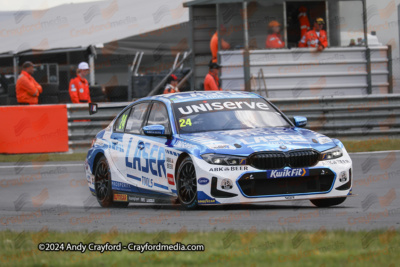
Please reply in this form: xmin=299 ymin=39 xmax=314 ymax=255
xmin=310 ymin=197 xmax=346 ymax=207
xmin=94 ymin=156 xmax=128 ymax=208
xmin=176 ymin=157 xmax=198 ymax=209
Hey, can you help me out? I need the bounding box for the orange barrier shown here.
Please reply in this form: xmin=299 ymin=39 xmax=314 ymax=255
xmin=0 ymin=105 xmax=69 ymax=154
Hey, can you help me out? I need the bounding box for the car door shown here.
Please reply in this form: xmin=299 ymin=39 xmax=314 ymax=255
xmin=137 ymin=101 xmax=175 ymax=194
xmin=122 ymin=101 xmax=155 ymax=190
xmin=109 ymin=107 xmax=131 ymax=177
xmin=109 ymin=102 xmax=150 ymax=188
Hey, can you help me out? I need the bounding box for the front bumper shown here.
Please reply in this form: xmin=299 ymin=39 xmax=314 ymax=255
xmin=193 ymin=151 xmax=353 ymax=205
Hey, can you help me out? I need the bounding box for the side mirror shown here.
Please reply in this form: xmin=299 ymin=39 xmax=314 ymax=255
xmin=293 ymin=116 xmax=307 ymax=127
xmin=143 ymin=125 xmax=166 ymax=136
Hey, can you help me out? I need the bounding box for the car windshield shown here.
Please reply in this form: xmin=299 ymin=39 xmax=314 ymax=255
xmin=173 ymin=98 xmax=291 ymax=134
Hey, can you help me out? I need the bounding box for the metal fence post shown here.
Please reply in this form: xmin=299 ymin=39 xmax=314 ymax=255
xmin=362 ymin=0 xmax=372 ymax=94
xmin=127 ymin=65 xmax=132 ymax=101
xmin=89 ymin=54 xmax=95 ymax=86
xmin=388 ymin=45 xmax=393 ymax=94
xmin=243 ymin=1 xmax=251 ymax=92
xmin=366 ymin=47 xmax=372 ymax=94
xmin=189 ymin=6 xmax=195 ymax=91
xmin=13 ymin=55 xmax=19 ymax=82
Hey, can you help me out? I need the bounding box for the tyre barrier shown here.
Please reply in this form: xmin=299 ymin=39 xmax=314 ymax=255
xmin=105 ymin=85 xmax=128 ymax=102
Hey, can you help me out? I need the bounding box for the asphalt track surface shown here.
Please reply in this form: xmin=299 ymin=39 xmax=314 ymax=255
xmin=0 ymin=151 xmax=399 ymax=232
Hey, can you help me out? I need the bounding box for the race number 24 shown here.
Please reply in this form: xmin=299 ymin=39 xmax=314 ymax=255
xmin=179 ymin=118 xmax=192 ymax=128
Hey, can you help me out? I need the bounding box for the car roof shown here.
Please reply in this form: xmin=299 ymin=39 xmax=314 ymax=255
xmin=140 ymin=91 xmax=262 ymax=104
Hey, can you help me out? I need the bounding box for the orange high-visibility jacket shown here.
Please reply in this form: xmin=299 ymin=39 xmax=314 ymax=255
xmin=69 ymin=75 xmax=91 ymax=103
xmin=298 ymin=12 xmax=310 ymax=38
xmin=266 ymin=33 xmax=285 ymax=49
xmin=210 ymin=32 xmax=230 ymax=63
xmin=163 ymin=84 xmax=180 ymax=94
xmin=204 ymin=72 xmax=222 ymax=91
xmin=298 ymin=29 xmax=328 ymax=48
xmin=16 ymin=70 xmax=42 ymax=104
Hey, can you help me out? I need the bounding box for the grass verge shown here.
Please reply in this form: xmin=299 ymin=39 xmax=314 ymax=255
xmin=342 ymin=138 xmax=400 ymax=153
xmin=0 ymin=230 xmax=398 ymax=266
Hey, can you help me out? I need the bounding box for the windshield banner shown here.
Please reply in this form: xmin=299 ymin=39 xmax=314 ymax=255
xmin=174 ymin=98 xmax=272 ymax=116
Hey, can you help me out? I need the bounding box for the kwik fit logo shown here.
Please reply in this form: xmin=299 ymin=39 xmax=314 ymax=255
xmin=267 ymin=168 xmax=309 ymax=178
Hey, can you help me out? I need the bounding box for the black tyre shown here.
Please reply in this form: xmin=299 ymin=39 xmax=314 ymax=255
xmin=58 ymin=91 xmax=71 ymax=103
xmin=0 ymin=84 xmax=5 ymax=95
xmin=91 ymin=95 xmax=107 ymax=102
xmin=0 ymin=94 xmax=8 ymax=105
xmin=176 ymin=157 xmax=198 ymax=209
xmin=90 ymin=86 xmax=104 ymax=97
xmin=8 ymin=84 xmax=16 ymax=97
xmin=39 ymin=95 xmax=59 ymax=104
xmin=310 ymin=197 xmax=347 ymax=207
xmin=152 ymin=75 xmax=166 ymax=95
xmin=7 ymin=97 xmax=18 ymax=105
xmin=132 ymin=76 xmax=152 ymax=98
xmin=105 ymin=85 xmax=128 ymax=98
xmin=94 ymin=156 xmax=128 ymax=208
xmin=40 ymin=84 xmax=59 ymax=96
xmin=108 ymin=97 xmax=128 ymax=102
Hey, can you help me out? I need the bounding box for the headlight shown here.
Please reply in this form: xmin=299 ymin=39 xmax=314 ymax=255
xmin=91 ymin=138 xmax=96 ymax=147
xmin=201 ymin=154 xmax=247 ymax=165
xmin=320 ymin=147 xmax=343 ymax=160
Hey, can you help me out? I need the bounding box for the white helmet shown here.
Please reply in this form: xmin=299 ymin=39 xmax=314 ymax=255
xmin=78 ymin=62 xmax=89 ymax=70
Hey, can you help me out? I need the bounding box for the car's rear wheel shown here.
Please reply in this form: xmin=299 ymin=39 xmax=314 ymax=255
xmin=310 ymin=197 xmax=346 ymax=207
xmin=176 ymin=157 xmax=198 ymax=209
xmin=94 ymin=156 xmax=128 ymax=208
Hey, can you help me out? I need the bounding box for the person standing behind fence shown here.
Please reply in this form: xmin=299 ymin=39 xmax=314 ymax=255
xmin=298 ymin=6 xmax=310 ymax=39
xmin=204 ymin=63 xmax=222 ymax=91
xmin=210 ymin=25 xmax=231 ymax=63
xmin=16 ymin=61 xmax=42 ymax=105
xmin=69 ymin=62 xmax=91 ymax=103
xmin=163 ymin=74 xmax=180 ymax=94
xmin=298 ymin=17 xmax=328 ymax=51
xmin=265 ymin=21 xmax=285 ymax=49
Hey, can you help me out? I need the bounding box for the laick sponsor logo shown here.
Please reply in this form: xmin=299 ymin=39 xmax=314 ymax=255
xmin=268 ymin=168 xmax=308 ymax=178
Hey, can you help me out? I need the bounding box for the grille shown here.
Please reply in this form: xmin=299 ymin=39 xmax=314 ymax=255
xmin=249 ymin=150 xmax=319 ymax=170
xmin=238 ymin=169 xmax=335 ymax=197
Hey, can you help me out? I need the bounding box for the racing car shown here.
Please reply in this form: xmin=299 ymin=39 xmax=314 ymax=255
xmin=85 ymin=91 xmax=353 ymax=209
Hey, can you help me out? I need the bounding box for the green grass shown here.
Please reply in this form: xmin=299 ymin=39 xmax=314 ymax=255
xmin=0 ymin=153 xmax=87 ymax=163
xmin=342 ymin=138 xmax=400 ymax=153
xmin=0 ymin=230 xmax=398 ymax=266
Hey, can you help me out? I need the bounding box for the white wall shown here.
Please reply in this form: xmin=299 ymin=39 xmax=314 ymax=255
xmin=366 ymin=0 xmax=400 ymax=93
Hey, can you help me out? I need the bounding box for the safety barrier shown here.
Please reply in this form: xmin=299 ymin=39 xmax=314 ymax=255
xmin=220 ymin=46 xmax=392 ymax=97
xmin=0 ymin=104 xmax=69 ymax=153
xmin=67 ymin=94 xmax=400 ymax=152
xmin=67 ymin=102 xmax=131 ymax=152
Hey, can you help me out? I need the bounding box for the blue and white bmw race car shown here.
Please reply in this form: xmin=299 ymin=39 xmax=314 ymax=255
xmin=85 ymin=91 xmax=353 ymax=209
